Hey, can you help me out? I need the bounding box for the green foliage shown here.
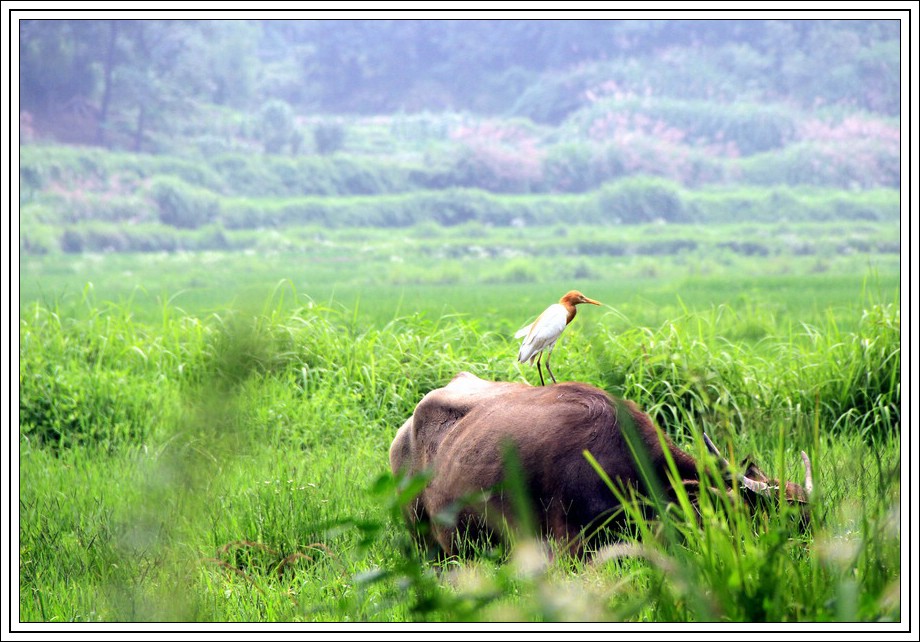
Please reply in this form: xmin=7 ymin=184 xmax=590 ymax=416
xmin=590 ymin=300 xmax=900 ymax=444
xmin=738 ymin=141 xmax=900 ymax=189
xmin=19 ymin=138 xmax=901 ymax=239
xmin=254 ymin=99 xmax=301 ymax=155
xmin=150 ymin=176 xmax=220 ymax=229
xmin=540 ymin=142 xmax=626 ymax=193
xmin=596 ymin=177 xmax=688 ymax=223
xmin=204 ymin=153 xmax=414 ymax=198
xmin=18 ymin=301 xmax=178 ymax=450
xmin=509 ymin=67 xmax=593 ymax=124
xmin=19 ymin=20 xmax=899 ymax=158
xmin=685 ymin=186 xmax=900 ymax=224
xmin=313 ymin=122 xmax=346 ymax=155
xmin=58 ymin=223 xmax=178 ymax=253
xmin=810 ymin=302 xmax=901 ymax=439
xmin=568 ymin=97 xmax=798 ymax=156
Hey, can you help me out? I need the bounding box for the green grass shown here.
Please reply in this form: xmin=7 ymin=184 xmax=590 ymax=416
xmin=18 ymin=254 xmax=901 ymax=622
xmin=19 ymin=221 xmax=899 ymax=331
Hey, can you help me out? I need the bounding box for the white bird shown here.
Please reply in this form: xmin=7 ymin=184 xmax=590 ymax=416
xmin=515 ymin=290 xmax=602 ymax=385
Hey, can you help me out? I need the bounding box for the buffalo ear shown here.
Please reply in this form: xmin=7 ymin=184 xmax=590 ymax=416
xmin=741 ymin=458 xmax=770 ymax=483
xmin=675 ymin=479 xmax=703 ymax=503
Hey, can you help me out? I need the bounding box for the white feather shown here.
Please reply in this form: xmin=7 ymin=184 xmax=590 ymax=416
xmin=517 ymin=303 xmax=569 ymax=364
xmin=513 ymin=323 xmax=533 ymax=339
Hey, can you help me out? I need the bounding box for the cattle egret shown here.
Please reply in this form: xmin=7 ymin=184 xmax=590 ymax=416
xmin=515 ymin=290 xmax=602 ymax=385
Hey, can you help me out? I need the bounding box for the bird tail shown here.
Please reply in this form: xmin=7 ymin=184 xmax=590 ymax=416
xmin=514 ymin=323 xmax=532 ymax=339
xmin=518 ymin=339 xmax=538 ymax=364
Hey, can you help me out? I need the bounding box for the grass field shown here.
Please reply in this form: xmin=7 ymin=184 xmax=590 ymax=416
xmin=17 ymin=225 xmax=902 ymax=625
xmin=19 ymin=221 xmax=899 ymax=327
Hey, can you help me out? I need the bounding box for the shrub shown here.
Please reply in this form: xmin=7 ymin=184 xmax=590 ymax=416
xmin=327 ymin=157 xmax=398 ymax=195
xmin=314 ymin=122 xmax=346 ymax=155
xmin=19 ymin=367 xmax=160 ymax=450
xmin=122 ymin=225 xmax=179 ymax=252
xmin=60 ymin=194 xmax=156 ymax=224
xmin=254 ymin=99 xmax=301 ymax=154
xmin=20 ymin=224 xmax=57 ymax=255
xmin=483 ymin=258 xmax=539 ymax=284
xmin=152 ymin=157 xmax=225 ymax=191
xmin=811 ymin=303 xmax=901 ymax=439
xmin=19 ymin=163 xmax=45 ymax=199
xmin=220 ymin=200 xmax=269 ymax=229
xmin=509 ymin=68 xmax=594 ymax=124
xmin=208 ymin=154 xmax=283 ymax=196
xmin=568 ymin=97 xmax=796 ymax=156
xmin=150 ymin=177 xmax=220 ymax=229
xmin=576 ymin=240 xmax=627 ymax=256
xmin=19 ymin=317 xmax=163 ymax=449
xmin=59 ymin=228 xmax=84 ymax=253
xmin=277 ymin=200 xmax=333 ymax=227
xmin=543 ymin=143 xmax=612 ymax=192
xmin=595 ymin=177 xmax=688 ymax=224
xmin=438 ymin=120 xmax=546 ymax=193
xmin=738 ymin=141 xmax=900 ymax=189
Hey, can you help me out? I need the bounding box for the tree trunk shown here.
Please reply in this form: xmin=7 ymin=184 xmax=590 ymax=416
xmin=96 ymin=21 xmax=119 ymax=147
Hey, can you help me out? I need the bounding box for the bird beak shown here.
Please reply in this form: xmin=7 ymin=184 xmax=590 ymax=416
xmin=584 ymin=297 xmax=602 ymax=306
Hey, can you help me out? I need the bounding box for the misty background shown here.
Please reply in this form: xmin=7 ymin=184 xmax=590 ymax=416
xmin=18 ymin=18 xmax=901 ymax=252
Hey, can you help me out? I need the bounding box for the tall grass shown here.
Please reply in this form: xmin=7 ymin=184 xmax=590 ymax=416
xmin=18 ymin=280 xmax=901 ymax=623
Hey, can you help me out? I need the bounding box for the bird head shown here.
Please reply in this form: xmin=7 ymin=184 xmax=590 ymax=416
xmin=562 ymin=290 xmax=602 ymax=307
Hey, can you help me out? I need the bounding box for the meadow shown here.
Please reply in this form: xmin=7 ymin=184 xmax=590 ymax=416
xmin=17 ymin=225 xmax=902 ymax=625
xmin=15 ymin=19 xmax=905 ymax=627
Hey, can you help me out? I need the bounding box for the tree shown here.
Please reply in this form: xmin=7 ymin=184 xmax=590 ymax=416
xmin=19 ymin=20 xmax=102 ymax=111
xmin=255 ymin=99 xmax=300 ymax=154
xmin=110 ymin=21 xmax=215 ymax=152
xmin=20 ymin=19 xmax=224 ymax=151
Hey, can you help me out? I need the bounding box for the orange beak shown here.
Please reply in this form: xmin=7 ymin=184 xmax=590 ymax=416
xmin=582 ymin=296 xmax=602 ymax=306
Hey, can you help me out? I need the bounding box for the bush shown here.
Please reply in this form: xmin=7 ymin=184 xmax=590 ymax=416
xmin=738 ymin=141 xmax=900 ymax=189
xmin=277 ymin=200 xmax=333 ymax=227
xmin=220 ymin=200 xmax=270 ymax=229
xmin=60 ymin=194 xmax=156 ymax=224
xmin=209 ymin=154 xmax=283 ymax=196
xmin=19 ymin=367 xmax=159 ymax=450
xmin=150 ymin=177 xmax=220 ymax=229
xmin=314 ymin=122 xmax=346 ymax=155
xmin=20 ymin=224 xmax=57 ymax=255
xmin=254 ymin=99 xmax=301 ymax=154
xmin=595 ymin=177 xmax=688 ymax=224
xmin=810 ymin=303 xmax=900 ymax=439
xmin=541 ymin=143 xmax=610 ymax=193
xmin=483 ymin=258 xmax=539 ymax=284
xmin=122 ymin=225 xmax=179 ymax=252
xmin=566 ymin=97 xmax=797 ymax=156
xmin=509 ymin=68 xmax=594 ymax=124
xmin=411 ymin=189 xmax=485 ymax=226
xmin=684 ymin=186 xmax=900 ymax=224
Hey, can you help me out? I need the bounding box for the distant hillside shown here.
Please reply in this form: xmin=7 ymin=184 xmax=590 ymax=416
xmin=17 ymin=18 xmax=902 ymax=254
xmin=19 ymin=19 xmax=901 ymax=151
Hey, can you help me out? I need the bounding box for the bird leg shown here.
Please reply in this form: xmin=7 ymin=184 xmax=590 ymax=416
xmin=536 ymin=352 xmax=546 ymax=386
xmin=544 ymin=350 xmax=557 ymax=384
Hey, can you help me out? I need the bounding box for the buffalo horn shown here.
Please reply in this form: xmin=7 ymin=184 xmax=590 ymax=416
xmin=801 ymin=451 xmax=813 ymax=497
xmin=702 ymin=432 xmax=729 ymax=469
xmin=704 ymin=433 xmax=775 ymax=496
xmin=740 ymin=476 xmax=773 ymax=494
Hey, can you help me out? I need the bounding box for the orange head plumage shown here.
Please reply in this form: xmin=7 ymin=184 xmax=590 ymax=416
xmin=560 ymin=290 xmax=602 ymax=308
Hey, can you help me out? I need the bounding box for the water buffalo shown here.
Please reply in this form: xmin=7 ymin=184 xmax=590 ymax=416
xmin=389 ymin=372 xmax=812 ymax=557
